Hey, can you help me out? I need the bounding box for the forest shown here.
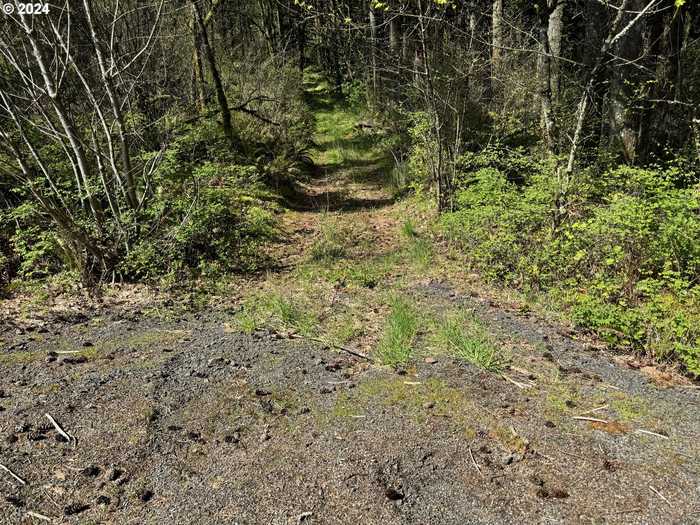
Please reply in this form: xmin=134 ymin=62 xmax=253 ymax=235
xmin=2 ymin=0 xmax=698 ymax=373
xmin=0 ymin=1 xmax=699 ymax=522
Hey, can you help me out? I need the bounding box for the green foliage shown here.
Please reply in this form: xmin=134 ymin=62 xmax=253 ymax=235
xmin=377 ymin=297 xmax=420 ymax=366
xmin=441 ymin=146 xmax=700 ymax=374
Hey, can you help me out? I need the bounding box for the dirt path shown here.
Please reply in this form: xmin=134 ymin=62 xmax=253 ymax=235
xmin=1 ymin=82 xmax=699 ymax=524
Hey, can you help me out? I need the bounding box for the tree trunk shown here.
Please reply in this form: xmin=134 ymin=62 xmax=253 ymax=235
xmin=490 ymin=0 xmax=503 ymax=96
xmin=608 ymin=0 xmax=645 ymax=164
xmin=191 ymin=0 xmax=239 ymax=150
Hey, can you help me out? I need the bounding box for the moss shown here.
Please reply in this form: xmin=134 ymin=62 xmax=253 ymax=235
xmin=610 ymin=393 xmax=650 ymax=422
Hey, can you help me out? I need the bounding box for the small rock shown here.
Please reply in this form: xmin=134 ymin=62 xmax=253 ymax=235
xmin=325 ymin=361 xmax=343 ymax=371
xmin=384 ymin=488 xmax=404 ymax=501
xmin=5 ymin=495 xmax=23 ymax=508
xmin=96 ymin=495 xmax=111 ymax=505
xmin=319 ymin=385 xmax=334 ymax=394
xmin=424 ymin=357 xmax=438 ymax=364
xmin=422 ymin=401 xmax=435 ymax=410
xmin=207 ymin=357 xmax=226 ymax=368
xmin=106 ymin=467 xmax=123 ymax=482
xmin=62 ymin=355 xmax=88 ymax=365
xmin=501 ymin=453 xmax=516 ymax=466
xmin=139 ymin=489 xmax=154 ymax=502
xmin=64 ymin=502 xmax=90 ymax=515
xmin=82 ymin=341 xmax=94 ymax=347
xmin=14 ymin=422 xmax=31 ymax=433
xmin=255 ymin=388 xmax=271 ymax=396
xmin=82 ymin=465 xmax=101 ymax=477
xmin=224 ymin=433 xmax=240 ymax=444
xmin=544 ymin=420 xmax=556 ymax=428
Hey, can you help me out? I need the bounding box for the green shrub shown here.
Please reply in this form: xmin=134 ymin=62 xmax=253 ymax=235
xmin=440 ymin=147 xmax=700 ymax=374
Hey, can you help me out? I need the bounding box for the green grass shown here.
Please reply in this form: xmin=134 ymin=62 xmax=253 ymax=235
xmin=377 ymin=297 xmax=420 ymax=366
xmin=401 ymin=219 xmax=418 ymax=238
xmin=435 ymin=315 xmax=505 ymax=371
xmin=235 ymin=292 xmax=318 ymax=336
xmin=309 ymin=216 xmax=346 ymax=262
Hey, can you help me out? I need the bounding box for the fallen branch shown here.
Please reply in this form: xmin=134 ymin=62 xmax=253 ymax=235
xmin=649 ymin=485 xmax=673 ymax=508
xmin=501 ymin=374 xmax=532 ymax=389
xmin=636 ymin=429 xmax=669 ymax=440
xmin=45 ymin=413 xmax=73 ymax=443
xmin=572 ymin=416 xmax=608 ymax=424
xmin=577 ymin=405 xmax=608 ymax=415
xmin=0 ymin=462 xmax=27 ymax=486
xmin=468 ymin=446 xmax=482 ymax=475
xmin=26 ymin=511 xmax=52 ymax=522
xmin=286 ymin=333 xmax=370 ymax=360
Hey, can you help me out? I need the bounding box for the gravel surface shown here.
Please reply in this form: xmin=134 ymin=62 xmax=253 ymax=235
xmin=1 ymin=297 xmax=698 ymax=525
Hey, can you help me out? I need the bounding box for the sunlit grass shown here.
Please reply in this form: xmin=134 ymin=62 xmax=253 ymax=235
xmin=377 ymin=296 xmax=419 ymax=366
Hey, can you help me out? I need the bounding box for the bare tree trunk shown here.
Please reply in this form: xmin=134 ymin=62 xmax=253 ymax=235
xmin=608 ymin=0 xmax=645 ymax=163
xmin=490 ymin=0 xmax=503 ymax=97
xmin=547 ymin=0 xmax=564 ymax=104
xmin=191 ymin=0 xmax=239 ymax=150
xmin=192 ymin=13 xmax=207 ymax=111
xmin=83 ymin=0 xmax=138 ymax=210
xmin=369 ymin=5 xmax=378 ymax=102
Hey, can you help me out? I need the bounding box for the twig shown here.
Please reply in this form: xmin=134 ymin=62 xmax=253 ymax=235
xmin=501 ymin=374 xmax=531 ymax=389
xmin=509 ymin=365 xmax=536 ymax=378
xmin=45 ymin=413 xmax=73 ymax=443
xmin=286 ymin=333 xmax=370 ymax=360
xmin=468 ymin=446 xmax=482 ymax=475
xmin=26 ymin=511 xmax=52 ymax=522
xmin=636 ymin=429 xmax=669 ymax=440
xmin=0 ymin=462 xmax=27 ymax=486
xmin=577 ymin=405 xmax=608 ymax=415
xmin=54 ymin=350 xmax=83 ymax=354
xmin=649 ymin=485 xmax=673 ymax=508
xmin=572 ymin=416 xmax=608 ymax=424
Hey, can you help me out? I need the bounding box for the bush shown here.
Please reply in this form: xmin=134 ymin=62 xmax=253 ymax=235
xmin=441 ymin=147 xmax=700 ymax=375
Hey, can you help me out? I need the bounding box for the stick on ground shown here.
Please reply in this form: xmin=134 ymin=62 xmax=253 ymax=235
xmin=26 ymin=511 xmax=52 ymax=522
xmin=45 ymin=413 xmax=73 ymax=443
xmin=572 ymin=416 xmax=609 ymax=424
xmin=0 ymin=462 xmax=27 ymax=485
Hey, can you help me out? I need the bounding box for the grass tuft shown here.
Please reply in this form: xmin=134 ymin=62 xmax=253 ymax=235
xmin=377 ymin=297 xmax=419 ymax=366
xmin=435 ymin=315 xmax=505 ymax=372
xmin=236 ymin=292 xmax=318 ymax=336
xmin=309 ymin=217 xmax=346 ymax=262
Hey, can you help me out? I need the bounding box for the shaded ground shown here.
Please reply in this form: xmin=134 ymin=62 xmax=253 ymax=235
xmin=1 ymin=77 xmax=699 ymax=524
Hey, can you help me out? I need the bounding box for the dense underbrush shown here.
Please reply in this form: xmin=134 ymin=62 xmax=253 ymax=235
xmin=439 ymin=147 xmax=700 ymax=375
xmin=0 ymin=64 xmax=314 ymax=291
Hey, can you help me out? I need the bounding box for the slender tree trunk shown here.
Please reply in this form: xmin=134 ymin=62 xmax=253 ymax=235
xmin=547 ymin=0 xmax=564 ymax=104
xmin=490 ymin=0 xmax=503 ymax=97
xmin=191 ymin=0 xmax=239 ymax=150
xmin=83 ymin=0 xmax=138 ymax=209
